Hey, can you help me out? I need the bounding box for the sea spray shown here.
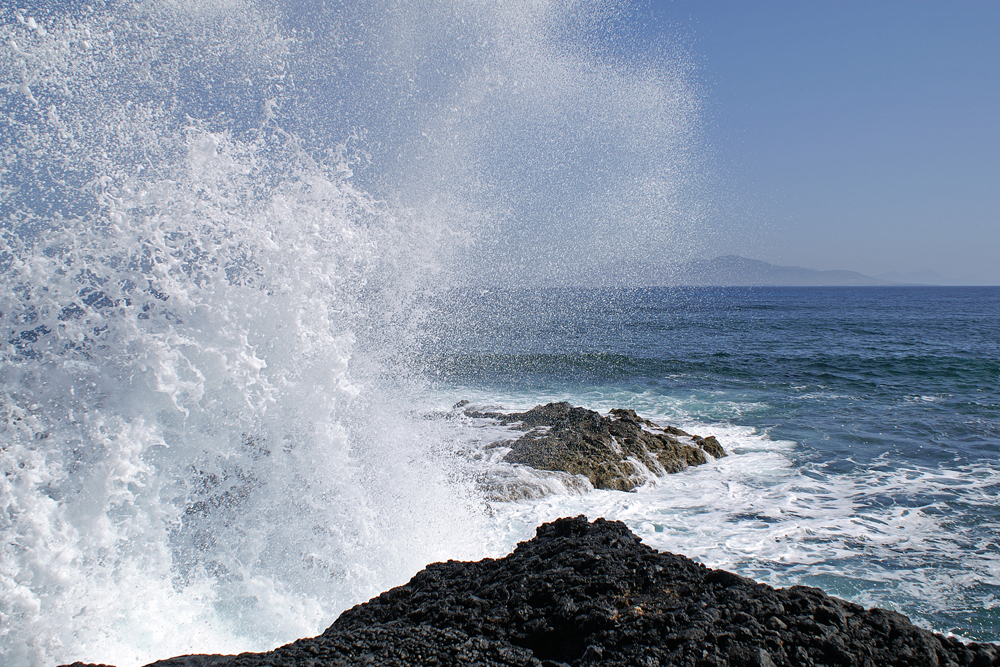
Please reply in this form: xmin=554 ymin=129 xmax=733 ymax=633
xmin=0 ymin=0 xmax=711 ymax=664
xmin=275 ymin=0 xmax=708 ymax=286
xmin=0 ymin=3 xmax=481 ymax=664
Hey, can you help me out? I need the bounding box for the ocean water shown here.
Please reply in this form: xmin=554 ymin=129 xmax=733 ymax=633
xmin=418 ymin=286 xmax=1000 ymax=642
xmin=2 ymin=1 xmax=998 ymax=666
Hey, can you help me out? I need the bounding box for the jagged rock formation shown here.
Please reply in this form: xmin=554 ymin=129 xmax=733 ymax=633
xmin=61 ymin=516 xmax=999 ymax=667
xmin=465 ymin=402 xmax=726 ymax=491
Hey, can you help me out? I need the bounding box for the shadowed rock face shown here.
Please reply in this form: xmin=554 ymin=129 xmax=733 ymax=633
xmin=469 ymin=402 xmax=726 ymax=491
xmin=62 ymin=516 xmax=999 ymax=667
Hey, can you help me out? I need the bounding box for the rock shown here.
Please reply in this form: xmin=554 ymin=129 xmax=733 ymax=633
xmin=694 ymin=435 xmax=726 ymax=459
xmin=63 ymin=516 xmax=999 ymax=667
xmin=468 ymin=402 xmax=726 ymax=491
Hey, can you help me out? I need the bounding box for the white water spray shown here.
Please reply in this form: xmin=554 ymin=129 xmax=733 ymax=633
xmin=0 ymin=1 xmax=707 ymax=664
xmin=0 ymin=4 xmax=475 ymax=664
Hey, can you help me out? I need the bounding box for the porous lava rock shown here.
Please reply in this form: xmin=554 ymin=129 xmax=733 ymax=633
xmin=467 ymin=401 xmax=726 ymax=491
xmin=62 ymin=516 xmax=998 ymax=667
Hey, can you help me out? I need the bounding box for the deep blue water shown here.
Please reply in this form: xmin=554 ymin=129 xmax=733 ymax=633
xmin=428 ymin=286 xmax=1000 ymax=467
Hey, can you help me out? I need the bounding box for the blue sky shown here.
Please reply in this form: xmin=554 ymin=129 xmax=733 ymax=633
xmin=11 ymin=0 xmax=995 ymax=284
xmin=642 ymin=1 xmax=1000 ymax=283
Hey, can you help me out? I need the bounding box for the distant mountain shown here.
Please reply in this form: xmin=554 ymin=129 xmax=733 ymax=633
xmin=647 ymin=256 xmax=894 ymax=287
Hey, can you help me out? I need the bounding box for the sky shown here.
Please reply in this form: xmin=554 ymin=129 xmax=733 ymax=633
xmin=8 ymin=0 xmax=997 ymax=285
xmin=642 ymin=0 xmax=1000 ymax=284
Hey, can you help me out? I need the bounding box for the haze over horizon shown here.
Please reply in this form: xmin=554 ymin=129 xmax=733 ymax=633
xmin=672 ymin=254 xmax=981 ymax=286
xmin=643 ymin=1 xmax=999 ymax=286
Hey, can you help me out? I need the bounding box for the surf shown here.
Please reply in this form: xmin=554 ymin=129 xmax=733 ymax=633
xmin=0 ymin=1 xmax=708 ymax=664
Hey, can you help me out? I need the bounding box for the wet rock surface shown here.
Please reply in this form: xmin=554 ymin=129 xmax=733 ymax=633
xmin=63 ymin=516 xmax=998 ymax=667
xmin=466 ymin=402 xmax=726 ymax=491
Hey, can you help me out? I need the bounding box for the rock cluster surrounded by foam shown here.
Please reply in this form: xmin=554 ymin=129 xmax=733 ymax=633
xmin=466 ymin=402 xmax=726 ymax=491
xmin=63 ymin=516 xmax=999 ymax=667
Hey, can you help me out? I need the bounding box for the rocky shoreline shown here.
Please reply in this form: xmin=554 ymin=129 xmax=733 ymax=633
xmin=463 ymin=402 xmax=726 ymax=492
xmin=56 ymin=405 xmax=998 ymax=667
xmin=62 ymin=516 xmax=998 ymax=667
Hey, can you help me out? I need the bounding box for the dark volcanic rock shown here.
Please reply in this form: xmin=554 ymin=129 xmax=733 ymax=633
xmin=469 ymin=402 xmax=726 ymax=491
xmin=64 ymin=516 xmax=999 ymax=667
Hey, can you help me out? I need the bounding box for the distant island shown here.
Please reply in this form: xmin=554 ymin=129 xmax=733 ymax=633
xmin=654 ymin=256 xmax=994 ymax=287
xmin=480 ymin=255 xmax=981 ymax=287
xmin=660 ymin=255 xmax=894 ymax=287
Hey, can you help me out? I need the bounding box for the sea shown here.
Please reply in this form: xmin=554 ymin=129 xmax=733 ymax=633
xmin=421 ymin=285 xmax=1000 ymax=640
xmin=2 ymin=2 xmax=999 ymax=666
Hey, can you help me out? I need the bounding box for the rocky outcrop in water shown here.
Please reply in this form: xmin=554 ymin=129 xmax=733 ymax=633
xmin=465 ymin=402 xmax=726 ymax=491
xmin=62 ymin=516 xmax=999 ymax=667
